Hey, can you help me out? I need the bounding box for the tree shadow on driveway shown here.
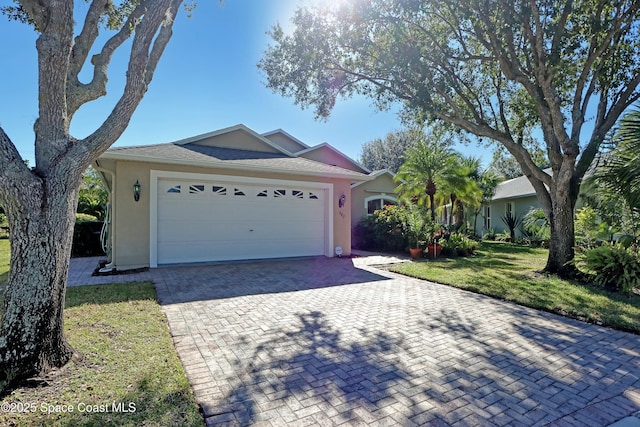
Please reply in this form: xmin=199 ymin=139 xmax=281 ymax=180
xmin=204 ymin=300 xmax=640 ymax=426
xmin=204 ymin=310 xmax=429 ymax=425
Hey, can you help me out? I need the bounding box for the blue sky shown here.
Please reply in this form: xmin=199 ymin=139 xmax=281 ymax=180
xmin=0 ymin=0 xmax=487 ymax=166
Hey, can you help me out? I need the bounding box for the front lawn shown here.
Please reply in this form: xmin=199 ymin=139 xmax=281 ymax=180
xmin=389 ymin=241 xmax=640 ymax=334
xmin=0 ymin=282 xmax=203 ymax=426
xmin=0 ymin=239 xmax=8 ymax=285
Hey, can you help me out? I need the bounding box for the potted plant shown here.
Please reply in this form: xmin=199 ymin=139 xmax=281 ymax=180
xmin=405 ymin=207 xmax=432 ymax=259
xmin=426 ymin=223 xmax=443 ymax=258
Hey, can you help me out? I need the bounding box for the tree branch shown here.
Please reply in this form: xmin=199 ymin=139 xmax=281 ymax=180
xmin=66 ymin=1 xmax=148 ymax=118
xmin=16 ymin=0 xmax=48 ymax=31
xmin=73 ymin=0 xmax=182 ymax=163
xmin=0 ymin=127 xmax=38 ymax=206
xmin=33 ymin=0 xmax=74 ymax=171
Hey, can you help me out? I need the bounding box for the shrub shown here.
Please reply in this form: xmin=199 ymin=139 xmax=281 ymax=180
xmin=495 ymin=231 xmax=511 ymax=242
xmin=578 ymin=244 xmax=640 ymax=295
xmin=500 ymin=211 xmax=521 ymax=242
xmin=76 ymin=213 xmax=98 ymax=223
xmin=441 ymin=232 xmax=478 ymax=257
xmin=353 ymin=205 xmax=409 ymax=252
xmin=483 ymin=228 xmax=496 ymax=241
xmin=72 ymin=220 xmax=104 ymax=257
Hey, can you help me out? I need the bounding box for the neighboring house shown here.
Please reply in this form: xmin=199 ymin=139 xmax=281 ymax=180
xmin=478 ymin=169 xmax=551 ymax=238
xmin=94 ymin=124 xmax=370 ymax=271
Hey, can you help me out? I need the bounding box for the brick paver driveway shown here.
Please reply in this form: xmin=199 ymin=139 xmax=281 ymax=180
xmin=149 ymin=257 xmax=640 ymax=426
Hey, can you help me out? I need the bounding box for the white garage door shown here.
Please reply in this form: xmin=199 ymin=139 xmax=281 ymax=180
xmin=156 ymin=178 xmax=327 ymax=264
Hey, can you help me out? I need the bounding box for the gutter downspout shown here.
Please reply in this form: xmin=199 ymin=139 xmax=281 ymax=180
xmin=94 ymin=163 xmax=116 ymax=272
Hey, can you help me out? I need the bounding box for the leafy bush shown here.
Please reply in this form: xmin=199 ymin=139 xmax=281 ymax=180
xmin=575 ymin=206 xmax=608 ymax=249
xmin=495 ymin=231 xmax=511 ymax=242
xmin=578 ymin=244 xmax=640 ymax=295
xmin=72 ymin=220 xmax=104 ymax=257
xmin=441 ymin=232 xmax=478 ymax=257
xmin=483 ymin=228 xmax=496 ymax=241
xmin=75 ymin=213 xmax=98 ymax=223
xmin=353 ymin=205 xmax=409 ymax=252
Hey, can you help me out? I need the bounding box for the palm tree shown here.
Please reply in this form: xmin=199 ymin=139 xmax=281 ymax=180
xmin=395 ymin=135 xmax=457 ymax=221
xmin=471 ymin=169 xmax=501 ymax=236
xmin=446 ymin=155 xmax=483 ymax=228
xmin=584 ymin=109 xmax=640 ymax=245
xmin=593 ymin=110 xmax=640 ymax=209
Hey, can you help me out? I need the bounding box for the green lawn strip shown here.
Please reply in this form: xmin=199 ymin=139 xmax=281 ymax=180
xmin=0 ymin=282 xmax=203 ymax=427
xmin=0 ymin=239 xmax=9 ymax=285
xmin=389 ymin=241 xmax=640 ymax=334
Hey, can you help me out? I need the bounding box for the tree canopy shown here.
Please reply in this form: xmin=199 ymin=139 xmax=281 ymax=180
xmin=359 ymin=129 xmax=418 ymax=173
xmin=260 ymin=0 xmax=640 ymax=275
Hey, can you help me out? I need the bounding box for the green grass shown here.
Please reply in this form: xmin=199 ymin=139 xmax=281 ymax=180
xmin=389 ymin=241 xmax=640 ymax=334
xmin=0 ymin=282 xmax=203 ymax=426
xmin=0 ymin=239 xmax=8 ymax=286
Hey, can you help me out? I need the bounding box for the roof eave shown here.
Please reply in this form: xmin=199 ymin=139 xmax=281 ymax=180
xmin=100 ymin=152 xmax=371 ymax=181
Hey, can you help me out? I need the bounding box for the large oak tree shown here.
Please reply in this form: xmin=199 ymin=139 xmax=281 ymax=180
xmin=0 ymin=0 xmax=185 ymax=391
xmin=259 ymin=0 xmax=640 ymax=277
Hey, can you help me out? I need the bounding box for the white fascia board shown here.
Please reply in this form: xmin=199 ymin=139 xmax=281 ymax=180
xmin=100 ymin=151 xmax=371 ymax=181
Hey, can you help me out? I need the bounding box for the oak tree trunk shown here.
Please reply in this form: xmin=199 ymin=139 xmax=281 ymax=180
xmin=539 ymin=166 xmax=579 ymax=277
xmin=0 ymin=172 xmax=80 ymax=389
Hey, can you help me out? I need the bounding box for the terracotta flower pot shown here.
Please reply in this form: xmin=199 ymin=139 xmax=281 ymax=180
xmin=426 ymin=244 xmax=442 ymax=258
xmin=409 ymin=247 xmax=423 ymax=259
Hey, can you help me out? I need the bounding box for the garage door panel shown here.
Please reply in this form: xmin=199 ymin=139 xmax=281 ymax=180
xmin=156 ymin=178 xmax=327 ymax=264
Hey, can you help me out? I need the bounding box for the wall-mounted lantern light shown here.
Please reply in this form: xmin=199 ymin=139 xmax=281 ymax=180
xmin=133 ymin=180 xmax=141 ymax=202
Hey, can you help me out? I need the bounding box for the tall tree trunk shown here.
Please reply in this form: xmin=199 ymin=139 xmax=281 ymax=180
xmin=541 ymin=168 xmax=578 ymax=277
xmin=0 ymin=173 xmax=80 ymax=390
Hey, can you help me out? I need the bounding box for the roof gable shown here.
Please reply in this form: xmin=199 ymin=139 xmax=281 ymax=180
xmin=297 ymin=143 xmax=369 ymax=173
xmin=172 ymin=124 xmax=293 ymax=156
xmin=351 ymin=169 xmax=396 ymax=189
xmin=261 ymin=129 xmax=309 ymax=153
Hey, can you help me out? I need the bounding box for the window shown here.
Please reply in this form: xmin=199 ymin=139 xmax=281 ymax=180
xmin=274 ymin=189 xmax=286 ymax=198
xmin=484 ymin=206 xmax=491 ymax=230
xmin=309 ymin=192 xmax=319 ymax=200
xmin=292 ymin=190 xmax=303 ymax=199
xmin=234 ymin=188 xmax=245 ymax=196
xmin=506 ymin=202 xmax=513 ymax=215
xmin=367 ymin=199 xmax=382 ymax=215
xmin=167 ymin=185 xmax=181 ymax=194
xmin=257 ymin=190 xmax=268 ymax=197
xmin=365 ymin=195 xmax=397 ymax=215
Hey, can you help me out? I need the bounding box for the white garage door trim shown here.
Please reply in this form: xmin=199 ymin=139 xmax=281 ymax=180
xmin=149 ymin=170 xmax=334 ymax=267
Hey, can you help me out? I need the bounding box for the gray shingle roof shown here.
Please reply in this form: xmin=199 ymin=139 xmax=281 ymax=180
xmin=103 ymin=143 xmax=369 ymax=180
xmin=492 ymin=168 xmax=552 ymax=201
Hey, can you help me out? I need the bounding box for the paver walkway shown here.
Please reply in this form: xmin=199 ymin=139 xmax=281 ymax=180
xmin=69 ymin=256 xmax=640 ymax=426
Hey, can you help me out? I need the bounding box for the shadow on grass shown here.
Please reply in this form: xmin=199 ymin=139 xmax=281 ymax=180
xmin=14 ymin=373 xmax=201 ymax=427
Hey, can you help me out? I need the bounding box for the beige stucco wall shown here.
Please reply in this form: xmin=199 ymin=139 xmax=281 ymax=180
xmin=350 ymin=173 xmax=398 ymax=226
xmin=106 ymin=159 xmax=353 ymax=269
